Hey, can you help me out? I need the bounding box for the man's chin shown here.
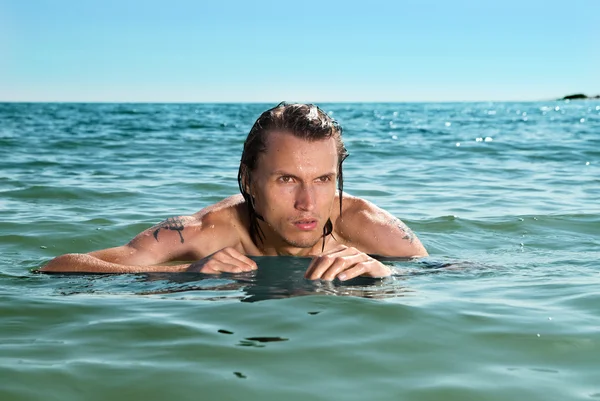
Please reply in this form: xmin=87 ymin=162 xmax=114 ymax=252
xmin=281 ymin=233 xmax=323 ymax=249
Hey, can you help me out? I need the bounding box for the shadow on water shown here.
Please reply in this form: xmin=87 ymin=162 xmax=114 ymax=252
xmin=28 ymin=257 xmax=478 ymax=302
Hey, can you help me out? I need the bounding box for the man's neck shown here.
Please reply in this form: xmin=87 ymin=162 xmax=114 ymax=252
xmin=260 ymin=244 xmax=317 ymax=257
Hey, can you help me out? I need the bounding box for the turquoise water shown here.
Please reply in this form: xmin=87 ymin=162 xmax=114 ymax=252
xmin=1 ymin=101 xmax=599 ymax=400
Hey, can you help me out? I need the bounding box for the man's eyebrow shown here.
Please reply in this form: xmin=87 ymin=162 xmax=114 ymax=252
xmin=270 ymin=170 xmax=336 ymax=178
xmin=270 ymin=170 xmax=297 ymax=177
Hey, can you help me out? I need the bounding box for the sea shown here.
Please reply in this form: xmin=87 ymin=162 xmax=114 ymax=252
xmin=1 ymin=101 xmax=599 ymax=400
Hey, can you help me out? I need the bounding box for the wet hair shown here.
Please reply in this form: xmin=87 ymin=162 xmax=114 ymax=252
xmin=237 ymin=102 xmax=349 ymax=248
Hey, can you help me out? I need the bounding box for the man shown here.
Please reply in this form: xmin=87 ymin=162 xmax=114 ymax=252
xmin=40 ymin=103 xmax=428 ymax=281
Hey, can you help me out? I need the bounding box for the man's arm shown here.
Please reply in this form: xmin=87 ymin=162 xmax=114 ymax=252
xmin=39 ymin=251 xmax=189 ymax=273
xmin=305 ymin=197 xmax=427 ymax=281
xmin=38 ymin=215 xmax=256 ymax=274
xmin=338 ymin=197 xmax=428 ymax=258
xmin=39 ymin=216 xmax=199 ymax=273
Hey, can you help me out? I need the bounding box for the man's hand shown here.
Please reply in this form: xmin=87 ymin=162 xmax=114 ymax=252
xmin=186 ymin=247 xmax=258 ymax=274
xmin=305 ymin=245 xmax=391 ymax=281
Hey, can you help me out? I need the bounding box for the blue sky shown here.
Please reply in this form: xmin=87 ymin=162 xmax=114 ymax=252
xmin=1 ymin=0 xmax=598 ymax=102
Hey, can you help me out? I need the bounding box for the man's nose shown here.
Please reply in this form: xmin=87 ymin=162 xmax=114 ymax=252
xmin=294 ymin=184 xmax=315 ymax=211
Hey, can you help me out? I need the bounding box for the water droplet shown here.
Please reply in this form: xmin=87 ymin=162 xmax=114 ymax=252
xmin=391 ymin=135 xmax=398 ymax=140
xmin=518 ymin=218 xmax=524 ymax=221
xmin=40 ymin=246 xmax=47 ymax=249
xmin=523 ymin=117 xmax=528 ymax=121
xmin=484 ymin=137 xmax=493 ymax=142
xmin=456 ymin=142 xmax=461 ymax=147
xmin=555 ymin=106 xmax=560 ymax=111
xmin=596 ymin=106 xmax=600 ymax=111
xmin=445 ymin=122 xmax=451 ymax=127
xmin=580 ymin=118 xmax=585 ymax=123
xmin=537 ymin=333 xmax=541 ymax=337
xmin=522 ymin=112 xmax=527 ymax=116
xmin=548 ymin=317 xmax=552 ymax=321
xmin=586 ymin=162 xmax=590 ymax=166
xmin=476 ymin=137 xmax=483 ymax=142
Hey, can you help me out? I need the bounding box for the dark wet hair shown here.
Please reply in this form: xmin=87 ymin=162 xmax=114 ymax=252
xmin=238 ymin=102 xmax=349 ymax=248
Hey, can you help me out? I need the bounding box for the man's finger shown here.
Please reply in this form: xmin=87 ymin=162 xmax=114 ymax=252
xmin=336 ymin=263 xmax=367 ymax=281
xmin=202 ymin=259 xmax=251 ymax=274
xmin=305 ymin=254 xmax=335 ymax=279
xmin=307 ymin=251 xmax=370 ymax=280
xmin=229 ymin=248 xmax=258 ymax=269
xmin=320 ymin=254 xmax=370 ymax=281
xmin=337 ymin=261 xmax=391 ymax=281
xmin=305 ymin=246 xmax=357 ymax=278
xmin=218 ymin=247 xmax=257 ymax=270
xmin=216 ymin=253 xmax=257 ymax=272
xmin=216 ymin=263 xmax=254 ymax=274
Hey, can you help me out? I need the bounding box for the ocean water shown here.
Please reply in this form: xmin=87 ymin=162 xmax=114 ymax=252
xmin=1 ymin=101 xmax=599 ymax=400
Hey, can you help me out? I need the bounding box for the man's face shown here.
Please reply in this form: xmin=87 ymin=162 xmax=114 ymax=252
xmin=251 ymin=131 xmax=338 ymax=251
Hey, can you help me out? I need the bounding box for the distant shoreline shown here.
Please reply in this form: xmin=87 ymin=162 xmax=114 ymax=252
xmin=560 ymin=93 xmax=600 ymax=100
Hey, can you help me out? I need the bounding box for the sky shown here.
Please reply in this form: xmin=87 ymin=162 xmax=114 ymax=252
xmin=0 ymin=0 xmax=598 ymax=102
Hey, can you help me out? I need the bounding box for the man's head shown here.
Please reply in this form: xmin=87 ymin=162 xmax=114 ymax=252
xmin=238 ymin=102 xmax=349 ymax=250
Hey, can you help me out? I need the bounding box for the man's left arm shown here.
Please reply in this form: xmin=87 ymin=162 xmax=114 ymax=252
xmin=305 ymin=199 xmax=427 ymax=281
xmin=358 ymin=210 xmax=429 ymax=258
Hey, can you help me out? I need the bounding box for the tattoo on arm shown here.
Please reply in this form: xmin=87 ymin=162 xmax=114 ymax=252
xmin=153 ymin=217 xmax=186 ymax=243
xmin=389 ymin=217 xmax=415 ymax=244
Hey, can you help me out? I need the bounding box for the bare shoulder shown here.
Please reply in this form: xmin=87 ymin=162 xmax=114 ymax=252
xmin=335 ymin=194 xmax=428 ymax=257
xmin=81 ymin=196 xmax=246 ymax=267
xmin=149 ymin=195 xmax=245 ymax=232
xmin=192 ymin=194 xmax=245 ymax=218
xmin=191 ymin=194 xmax=246 ymax=231
xmin=131 ymin=195 xmax=246 ymax=256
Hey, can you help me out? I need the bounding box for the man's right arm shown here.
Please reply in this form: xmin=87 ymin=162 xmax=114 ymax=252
xmin=39 ymin=248 xmax=190 ymax=273
xmin=38 ymin=215 xmax=256 ymax=274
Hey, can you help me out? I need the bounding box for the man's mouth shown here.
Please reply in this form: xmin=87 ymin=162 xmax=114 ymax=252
xmin=293 ymin=219 xmax=318 ymax=231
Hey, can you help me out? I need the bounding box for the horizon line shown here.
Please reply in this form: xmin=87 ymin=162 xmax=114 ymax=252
xmin=1 ymin=97 xmax=592 ymax=104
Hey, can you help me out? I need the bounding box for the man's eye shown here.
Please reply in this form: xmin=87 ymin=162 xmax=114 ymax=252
xmin=317 ymin=176 xmax=332 ymax=182
xmin=279 ymin=176 xmax=293 ymax=183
